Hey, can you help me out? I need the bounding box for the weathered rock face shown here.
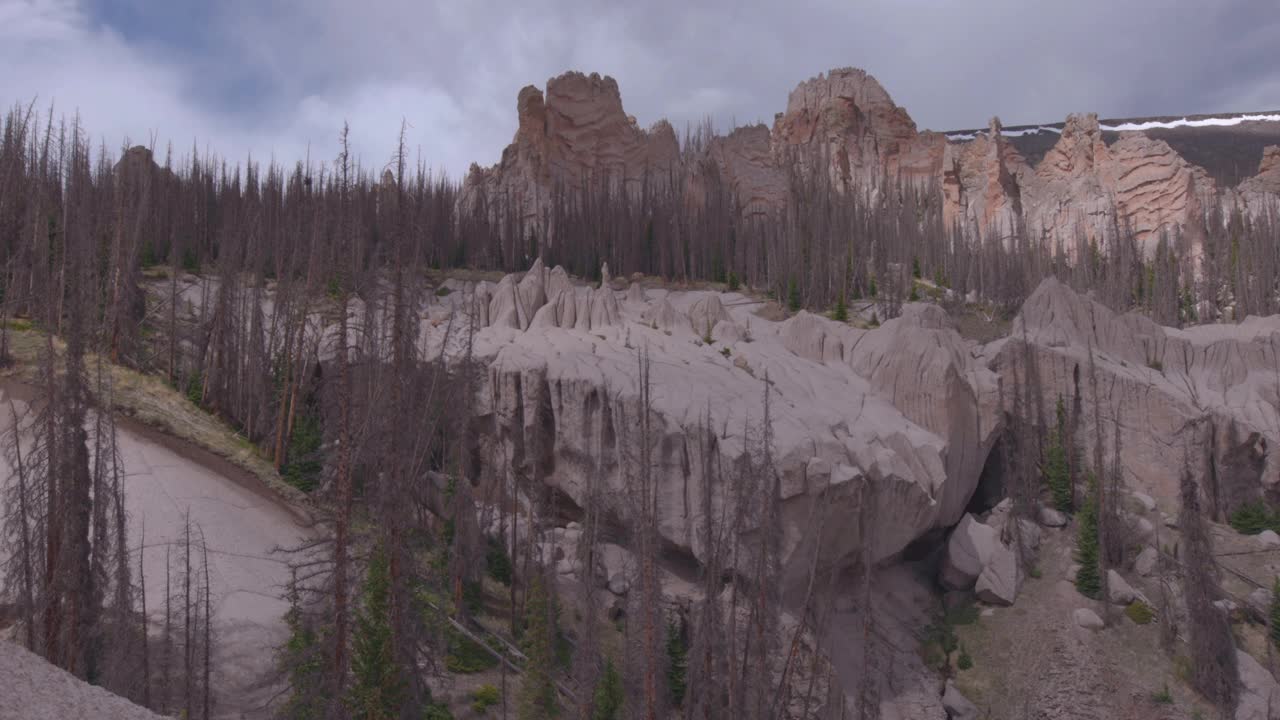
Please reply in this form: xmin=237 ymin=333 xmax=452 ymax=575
xmin=1 ymin=640 xmax=165 ymax=720
xmin=999 ymin=114 xmax=1218 ymax=257
xmin=437 ymin=263 xmax=1001 ymax=601
xmin=1238 ymin=145 xmax=1280 ymax=213
xmin=771 ymin=67 xmax=942 ymax=194
xmin=704 ymin=125 xmax=787 ymax=218
xmin=466 ymin=68 xmax=1279 ymax=256
xmin=942 ymin=117 xmax=1029 ymax=241
xmin=992 ymin=278 xmax=1280 ymax=516
xmin=460 ymin=71 xmax=680 ymax=228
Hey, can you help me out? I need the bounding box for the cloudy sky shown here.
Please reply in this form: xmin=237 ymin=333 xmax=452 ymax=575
xmin=2 ymin=0 xmax=1276 ymax=179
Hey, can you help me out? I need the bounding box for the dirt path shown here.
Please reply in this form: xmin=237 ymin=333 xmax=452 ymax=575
xmin=953 ymin=525 xmax=1211 ymax=720
xmin=0 ymin=381 xmax=311 ymax=719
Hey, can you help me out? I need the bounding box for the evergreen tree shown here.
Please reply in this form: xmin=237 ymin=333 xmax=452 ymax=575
xmin=787 ymin=279 xmax=801 ymax=313
xmin=518 ymin=575 xmax=559 ymax=720
xmin=348 ymin=546 xmax=405 ymax=720
xmin=832 ymin=293 xmax=848 ymax=322
xmin=1075 ymin=472 xmax=1102 ymax=598
xmin=665 ymin=618 xmax=687 ymax=708
xmin=591 ymin=658 xmax=623 ymax=720
xmin=1270 ymin=577 xmax=1280 ymax=650
xmin=280 ymin=578 xmax=325 ymax=719
xmin=1044 ymin=396 xmax=1072 ymax=512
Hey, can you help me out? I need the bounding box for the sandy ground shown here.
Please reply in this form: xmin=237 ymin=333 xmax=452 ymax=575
xmin=0 ymin=381 xmax=310 ymax=719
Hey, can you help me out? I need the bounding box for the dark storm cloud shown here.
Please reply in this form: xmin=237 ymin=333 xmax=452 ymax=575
xmin=2 ymin=0 xmax=1275 ymax=177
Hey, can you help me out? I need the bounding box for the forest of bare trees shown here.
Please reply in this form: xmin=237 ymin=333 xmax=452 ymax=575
xmin=0 ymin=100 xmax=1278 ymax=720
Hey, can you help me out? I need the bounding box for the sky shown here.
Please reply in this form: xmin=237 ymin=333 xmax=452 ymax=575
xmin=1 ymin=0 xmax=1277 ymax=180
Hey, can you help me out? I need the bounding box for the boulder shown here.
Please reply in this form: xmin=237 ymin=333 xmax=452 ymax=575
xmin=1131 ymin=491 xmax=1157 ymax=513
xmin=1106 ymin=570 xmax=1142 ymax=605
xmin=1248 ymin=588 xmax=1273 ymax=621
xmin=1134 ymin=547 xmax=1159 ymax=577
xmin=1259 ymin=530 xmax=1280 ymax=548
xmin=1037 ymin=506 xmax=1068 ymax=527
xmin=941 ymin=515 xmax=998 ymax=590
xmin=1074 ymin=608 xmax=1105 ymax=630
xmin=975 ymin=541 xmax=1021 ymax=606
xmin=941 ymin=680 xmax=979 ymax=720
xmin=596 ymin=543 xmax=634 ymax=596
xmin=1236 ymin=649 xmax=1280 ymax=720
xmin=1134 ymin=517 xmax=1156 ymax=540
xmin=1017 ymin=518 xmax=1041 ymax=557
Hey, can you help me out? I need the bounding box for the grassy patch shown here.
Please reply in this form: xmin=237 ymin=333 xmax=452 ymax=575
xmin=0 ymin=326 xmax=301 ymax=505
xmin=445 ymin=626 xmax=500 ymax=674
xmin=1125 ymin=600 xmax=1155 ymax=625
xmin=471 ymin=685 xmax=500 ymax=715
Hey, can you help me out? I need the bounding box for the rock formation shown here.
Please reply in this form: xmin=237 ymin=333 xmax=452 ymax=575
xmin=1238 ymin=145 xmax=1280 ymax=212
xmin=0 ymin=640 xmax=164 ymax=720
xmin=991 ymin=277 xmax=1280 ymax=515
xmin=464 ymin=67 xmax=1279 ymax=258
xmin=459 ymin=71 xmax=680 ymax=229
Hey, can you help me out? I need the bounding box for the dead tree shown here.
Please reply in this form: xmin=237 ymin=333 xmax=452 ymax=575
xmin=1179 ymin=445 xmax=1239 ymax=713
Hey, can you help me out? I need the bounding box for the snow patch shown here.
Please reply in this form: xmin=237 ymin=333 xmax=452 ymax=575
xmin=1101 ymin=113 xmax=1280 ymax=132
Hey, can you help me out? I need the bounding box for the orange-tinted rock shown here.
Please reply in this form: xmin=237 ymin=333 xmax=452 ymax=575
xmin=460 ymin=72 xmax=680 ymax=229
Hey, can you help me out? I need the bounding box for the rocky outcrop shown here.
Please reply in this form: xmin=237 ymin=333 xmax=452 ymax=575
xmin=447 ymin=262 xmax=1001 ymax=600
xmin=942 ymin=117 xmax=1029 ymax=241
xmin=771 ymin=67 xmax=942 ymax=194
xmin=1236 ymin=649 xmax=1280 ymax=720
xmin=460 ymin=71 xmax=680 ymax=228
xmin=466 ymin=68 xmax=1278 ymax=257
xmin=1238 ymin=145 xmax=1280 ymax=213
xmin=992 ymin=278 xmax=1280 ymax=515
xmin=1002 ymin=114 xmax=1218 ymax=257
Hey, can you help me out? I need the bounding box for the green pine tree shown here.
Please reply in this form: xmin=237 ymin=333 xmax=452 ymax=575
xmin=280 ymin=579 xmax=325 ymax=719
xmin=1075 ymin=472 xmax=1102 ymax=598
xmin=348 ymin=545 xmax=406 ymax=720
xmin=787 ymin=279 xmax=801 ymax=313
xmin=518 ymin=575 xmax=559 ymax=720
xmin=912 ymin=256 xmax=922 ymax=279
xmin=592 ymin=658 xmax=624 ymax=720
xmin=665 ymin=618 xmax=688 ymax=708
xmin=1044 ymin=396 xmax=1072 ymax=512
xmin=832 ymin=294 xmax=848 ymax=322
xmin=1270 ymin=577 xmax=1280 ymax=649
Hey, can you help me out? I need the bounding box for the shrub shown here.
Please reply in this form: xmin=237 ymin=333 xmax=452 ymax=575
xmin=957 ymin=644 xmax=973 ymax=670
xmin=908 ymin=285 xmax=920 ymax=302
xmin=945 ymin=602 xmax=980 ymax=627
xmin=435 ymin=285 xmax=452 ymax=297
xmin=719 ymin=347 xmax=731 ymax=358
xmin=445 ymin=627 xmax=499 ymax=674
xmin=424 ymin=703 xmax=454 ymax=720
xmin=1126 ymin=600 xmax=1155 ymax=625
xmin=1229 ymin=501 xmax=1280 ymax=535
xmin=486 ymin=538 xmax=512 ymax=585
xmin=1151 ymin=683 xmax=1173 ymax=704
xmin=727 ymin=272 xmax=740 ymax=292
xmin=472 ymin=685 xmax=501 ymax=715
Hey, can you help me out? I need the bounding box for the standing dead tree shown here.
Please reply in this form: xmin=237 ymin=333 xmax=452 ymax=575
xmin=1180 ymin=444 xmax=1239 ymax=714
